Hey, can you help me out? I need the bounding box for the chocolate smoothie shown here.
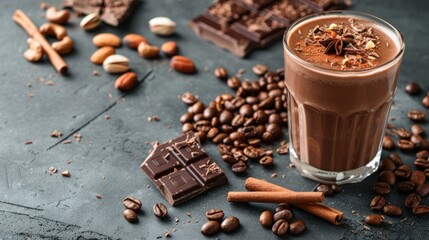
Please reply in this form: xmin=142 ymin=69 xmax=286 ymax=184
xmin=284 ymin=12 xmax=404 ymax=183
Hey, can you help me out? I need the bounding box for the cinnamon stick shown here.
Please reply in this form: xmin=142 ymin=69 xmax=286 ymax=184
xmin=227 ymin=191 xmax=324 ymax=204
xmin=13 ymin=9 xmax=68 ymax=74
xmin=245 ymin=177 xmax=344 ymax=225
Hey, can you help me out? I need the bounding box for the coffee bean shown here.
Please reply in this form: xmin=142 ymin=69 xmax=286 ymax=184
xmin=272 ymin=219 xmax=289 ymax=237
xmin=212 ymin=133 xmax=228 ymax=144
xmin=254 ymin=110 xmax=268 ymax=124
xmin=207 ymin=128 xmax=219 ymax=139
xmin=259 ymin=210 xmax=274 ymax=228
xmin=195 ymin=131 xmax=207 ymax=142
xmin=383 ymin=204 xmax=402 ymax=216
xmin=223 ymin=136 xmax=233 ymax=145
xmin=413 ymin=205 xmax=429 ymax=216
xmin=243 ymin=146 xmax=259 ymax=159
xmin=194 ymin=120 xmax=211 ymax=132
xmin=123 ymin=196 xmax=142 ymax=211
xmin=408 ymin=110 xmax=426 ymax=121
xmin=201 ymin=221 xmax=221 ymax=235
xmin=395 ymin=128 xmax=411 ymax=139
xmin=180 ymin=112 xmax=194 ymax=123
xmin=252 ymin=64 xmax=269 ymax=76
xmin=414 ymin=158 xmax=429 ymax=170
xmin=266 ymin=123 xmax=282 ymax=139
xmin=219 ymin=110 xmax=234 ymax=125
xmin=205 ymin=209 xmax=224 ymax=221
xmin=388 ymin=153 xmax=402 ymax=166
xmin=364 ymin=214 xmax=384 ymax=226
xmin=379 ymin=159 xmax=396 ymax=171
xmin=259 ymin=155 xmax=273 ymax=166
xmin=259 ymin=96 xmax=274 ymax=109
xmin=288 ymin=220 xmax=305 ymax=235
xmin=411 ymin=134 xmax=425 ymax=148
xmin=410 ymin=170 xmax=426 ymax=186
xmin=416 ymin=150 xmax=429 ymax=159
xmin=275 ymin=203 xmax=290 ymax=212
xmin=222 ymin=155 xmax=238 ymax=165
xmin=274 ymin=209 xmax=293 ymax=222
xmin=405 ymin=82 xmax=421 ymax=95
xmin=221 ymin=216 xmax=240 ymax=233
xmin=248 ymin=138 xmax=261 ymax=147
xmin=383 ymin=136 xmax=394 ymax=149
xmin=211 ymin=117 xmax=220 ymax=127
xmin=233 ymin=150 xmax=248 ymax=162
xmin=261 ymin=131 xmax=274 ymax=143
xmin=404 ymin=193 xmax=421 ymax=209
xmin=182 ymin=122 xmax=193 ymax=133
xmin=415 ymin=184 xmax=429 ymax=197
xmin=227 ymin=76 xmax=241 ymax=89
xmin=193 ymin=113 xmax=205 ymax=122
xmin=411 ymin=124 xmax=425 ymax=135
xmin=222 ymin=124 xmax=234 ymax=134
xmin=394 ymin=165 xmax=411 ymax=179
xmin=232 ymin=161 xmax=247 ymax=173
xmin=396 ymin=139 xmax=414 ymax=151
xmin=231 ymin=115 xmax=245 ymax=128
xmin=316 ymin=184 xmax=333 ymax=196
xmin=123 ymin=209 xmax=138 ymax=223
xmin=153 ymin=203 xmax=168 ymax=218
xmin=234 ymin=140 xmax=247 ymax=149
xmin=191 ymin=101 xmax=205 ymax=114
xmin=373 ymin=182 xmax=391 ymax=195
xmin=239 ymin=104 xmax=254 ymax=118
xmin=370 ymin=195 xmax=385 ymax=210
xmin=422 ymin=96 xmax=429 ymax=108
xmin=378 ymin=170 xmax=396 ymax=186
xmin=331 ymin=184 xmax=341 ymax=193
xmin=398 ymin=181 xmax=416 ymax=193
xmin=230 ymin=131 xmax=245 ymax=142
xmin=214 ymin=67 xmax=228 ymax=80
xmin=218 ymin=144 xmax=231 ymax=155
xmin=181 ymin=92 xmax=199 ymax=105
xmin=242 ymin=126 xmax=259 ymax=139
xmin=203 ymin=107 xmax=218 ymax=119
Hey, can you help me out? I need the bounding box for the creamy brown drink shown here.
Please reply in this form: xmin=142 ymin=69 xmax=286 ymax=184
xmin=284 ymin=11 xmax=404 ymax=184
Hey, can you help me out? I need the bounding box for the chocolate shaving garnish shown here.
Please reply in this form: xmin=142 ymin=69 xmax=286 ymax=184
xmin=323 ymin=38 xmax=345 ymax=55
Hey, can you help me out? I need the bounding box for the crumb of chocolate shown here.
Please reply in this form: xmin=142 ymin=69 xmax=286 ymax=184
xmin=24 ymin=140 xmax=33 ymax=145
xmin=27 ymin=82 xmax=32 ymax=88
xmin=50 ymin=130 xmax=63 ymax=138
xmin=104 ymin=114 xmax=110 ymax=120
xmin=73 ymin=133 xmax=82 ymax=142
xmin=96 ymin=194 xmax=102 ymax=199
xmin=63 ymin=140 xmax=72 ymax=144
xmin=147 ymin=115 xmax=160 ymax=122
xmin=61 ymin=170 xmax=70 ymax=177
xmin=47 ymin=167 xmax=58 ymax=175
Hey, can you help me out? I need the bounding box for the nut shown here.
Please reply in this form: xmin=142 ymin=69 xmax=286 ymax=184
xmin=170 ymin=55 xmax=196 ymax=74
xmin=39 ymin=23 xmax=67 ymax=40
xmin=149 ymin=17 xmax=176 ymax=36
xmin=90 ymin=46 xmax=116 ymax=65
xmin=52 ymin=36 xmax=73 ymax=55
xmin=161 ymin=41 xmax=178 ymax=57
xmin=103 ymin=54 xmax=130 ymax=74
xmin=46 ymin=7 xmax=70 ymax=25
xmin=123 ymin=33 xmax=147 ymax=49
xmin=115 ymin=72 xmax=137 ymax=91
xmin=138 ymin=43 xmax=160 ymax=59
xmin=24 ymin=38 xmax=44 ymax=62
xmin=80 ymin=13 xmax=101 ymax=30
xmin=93 ymin=33 xmax=121 ymax=48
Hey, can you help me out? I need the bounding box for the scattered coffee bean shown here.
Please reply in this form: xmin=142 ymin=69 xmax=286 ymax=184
xmin=182 ymin=122 xmax=193 ymax=133
xmin=416 ymin=150 xmax=429 ymax=159
xmin=331 ymin=184 xmax=341 ymax=193
xmin=396 ymin=139 xmax=414 ymax=151
xmin=411 ymin=124 xmax=425 ymax=135
xmin=181 ymin=92 xmax=199 ymax=105
xmin=370 ymin=195 xmax=386 ymax=210
xmin=123 ymin=209 xmax=138 ymax=223
xmin=259 ymin=155 xmax=273 ymax=166
xmin=288 ymin=220 xmax=305 ymax=235
xmin=395 ymin=128 xmax=411 ymax=139
xmin=414 ymin=158 xmax=429 ymax=170
xmin=405 ymin=82 xmax=421 ymax=95
xmin=412 ymin=205 xmax=429 ymax=216
xmin=252 ymin=64 xmax=268 ymax=76
xmin=383 ymin=136 xmax=394 ymax=149
xmin=394 ymin=165 xmax=411 ymax=179
xmin=316 ymin=184 xmax=333 ymax=196
xmin=123 ymin=196 xmax=142 ymax=211
xmin=383 ymin=204 xmax=402 ymax=216
xmin=410 ymin=170 xmax=426 ymax=186
xmin=373 ymin=182 xmax=391 ymax=195
xmin=153 ymin=203 xmax=168 ymax=218
xmin=415 ymin=184 xmax=429 ymax=197
xmin=214 ymin=67 xmax=228 ymax=80
xmin=205 ymin=209 xmax=224 ymax=221
xmin=397 ymin=181 xmax=416 ymax=193
xmin=273 ymin=209 xmax=293 ymax=222
xmin=220 ymin=216 xmax=240 ymax=233
xmin=388 ymin=153 xmax=402 ymax=166
xmin=201 ymin=221 xmax=221 ymax=236
xmin=404 ymin=193 xmax=421 ymax=209
xmin=272 ymin=219 xmax=288 ymax=237
xmin=408 ymin=110 xmax=426 ymax=121
xmin=378 ymin=170 xmax=396 ymax=186
xmin=379 ymin=158 xmax=396 ymax=171
xmin=364 ymin=214 xmax=384 ymax=226
xmin=422 ymin=96 xmax=429 ymax=108
xmin=259 ymin=210 xmax=274 ymax=228
xmin=231 ymin=161 xmax=247 ymax=173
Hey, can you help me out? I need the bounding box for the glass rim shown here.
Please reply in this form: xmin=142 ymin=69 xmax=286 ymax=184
xmin=283 ymin=10 xmax=405 ymax=73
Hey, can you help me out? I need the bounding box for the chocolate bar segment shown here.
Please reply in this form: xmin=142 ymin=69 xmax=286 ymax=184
xmin=141 ymin=133 xmax=228 ymax=206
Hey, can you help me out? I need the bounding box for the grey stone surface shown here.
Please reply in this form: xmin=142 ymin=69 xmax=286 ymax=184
xmin=0 ymin=0 xmax=428 ymax=239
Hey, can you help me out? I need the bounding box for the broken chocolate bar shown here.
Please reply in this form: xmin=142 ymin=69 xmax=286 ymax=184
xmin=141 ymin=132 xmax=228 ymax=206
xmin=190 ymin=0 xmax=344 ymax=57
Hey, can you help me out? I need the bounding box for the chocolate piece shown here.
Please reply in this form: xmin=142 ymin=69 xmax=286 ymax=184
xmin=190 ymin=0 xmax=342 ymax=57
xmin=141 ymin=132 xmax=228 ymax=206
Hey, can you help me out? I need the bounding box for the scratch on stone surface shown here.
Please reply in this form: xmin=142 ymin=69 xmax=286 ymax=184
xmin=73 ymin=84 xmax=89 ymax=95
xmin=0 ymin=200 xmax=43 ymax=211
xmin=46 ymin=69 xmax=153 ymax=151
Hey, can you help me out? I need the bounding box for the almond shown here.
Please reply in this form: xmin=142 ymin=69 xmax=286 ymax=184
xmin=114 ymin=72 xmax=137 ymax=91
xmin=170 ymin=56 xmax=196 ymax=74
xmin=138 ymin=43 xmax=159 ymax=59
xmin=90 ymin=46 xmax=116 ymax=64
xmin=93 ymin=33 xmax=121 ymax=48
xmin=123 ymin=33 xmax=147 ymax=49
xmin=161 ymin=41 xmax=178 ymax=57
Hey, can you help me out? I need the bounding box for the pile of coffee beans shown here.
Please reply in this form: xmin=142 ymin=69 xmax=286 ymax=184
xmin=180 ymin=64 xmax=288 ymax=173
xmin=122 ymin=196 xmax=142 ymax=223
xmin=259 ymin=203 xmax=306 ymax=237
xmin=201 ymin=209 xmax=240 ymax=236
xmin=315 ymin=183 xmax=341 ymax=196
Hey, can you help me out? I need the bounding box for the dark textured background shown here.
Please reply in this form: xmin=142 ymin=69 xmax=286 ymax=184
xmin=0 ymin=0 xmax=428 ymax=239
